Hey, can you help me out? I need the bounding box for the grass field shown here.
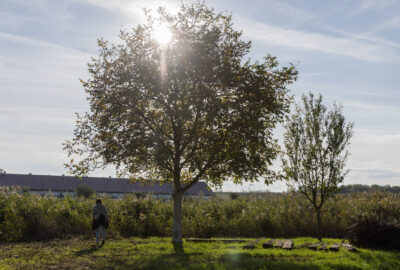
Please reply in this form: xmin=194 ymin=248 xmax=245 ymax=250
xmin=0 ymin=237 xmax=399 ymax=269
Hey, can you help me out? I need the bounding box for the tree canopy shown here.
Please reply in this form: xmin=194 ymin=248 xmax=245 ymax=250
xmin=64 ymin=3 xmax=297 ymax=251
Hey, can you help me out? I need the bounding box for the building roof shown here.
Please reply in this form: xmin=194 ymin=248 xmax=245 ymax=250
xmin=0 ymin=173 xmax=214 ymax=196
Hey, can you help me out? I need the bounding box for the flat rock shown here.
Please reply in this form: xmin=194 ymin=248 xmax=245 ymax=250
xmin=262 ymin=239 xmax=275 ymax=249
xmin=329 ymin=243 xmax=340 ymax=251
xmin=282 ymin=240 xmax=293 ymax=250
xmin=243 ymin=239 xmax=260 ymax=249
xmin=307 ymin=242 xmax=322 ymax=250
xmin=296 ymin=242 xmax=312 ymax=249
xmin=319 ymin=244 xmax=328 ymax=251
xmin=342 ymin=243 xmax=357 ymax=252
xmin=274 ymin=240 xmax=284 ymax=248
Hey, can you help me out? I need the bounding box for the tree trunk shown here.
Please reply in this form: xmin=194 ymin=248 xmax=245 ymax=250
xmin=316 ymin=208 xmax=322 ymax=241
xmin=172 ymin=191 xmax=184 ymax=253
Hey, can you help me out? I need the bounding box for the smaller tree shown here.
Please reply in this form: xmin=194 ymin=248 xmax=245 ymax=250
xmin=75 ymin=184 xmax=96 ymax=198
xmin=281 ymin=92 xmax=353 ymax=240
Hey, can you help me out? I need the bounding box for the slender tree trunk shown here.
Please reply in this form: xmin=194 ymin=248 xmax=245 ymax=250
xmin=316 ymin=208 xmax=322 ymax=241
xmin=172 ymin=191 xmax=184 ymax=253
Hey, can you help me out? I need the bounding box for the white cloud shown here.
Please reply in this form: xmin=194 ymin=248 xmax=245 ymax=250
xmin=0 ymin=31 xmax=92 ymax=110
xmin=300 ymin=72 xmax=321 ymax=78
xmin=0 ymin=132 xmax=67 ymax=173
xmin=251 ymin=0 xmax=315 ymax=23
xmin=359 ymin=0 xmax=400 ymax=11
xmin=345 ymin=90 xmax=400 ymax=99
xmin=353 ymin=128 xmax=400 ymax=145
xmin=236 ymin=16 xmax=400 ymax=63
xmin=348 ymin=129 xmax=400 ymax=187
xmin=322 ymin=25 xmax=400 ymax=49
xmin=370 ymin=16 xmax=400 ymax=34
xmin=0 ymin=0 xmax=77 ymax=32
xmin=0 ymin=106 xmax=76 ymax=125
xmin=343 ymin=101 xmax=400 ymax=113
xmin=83 ymin=0 xmax=181 ymax=18
xmin=0 ymin=31 xmax=93 ymax=57
xmin=347 ymin=168 xmax=400 ymax=185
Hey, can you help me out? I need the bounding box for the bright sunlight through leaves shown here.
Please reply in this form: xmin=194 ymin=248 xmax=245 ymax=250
xmin=153 ymin=25 xmax=172 ymax=46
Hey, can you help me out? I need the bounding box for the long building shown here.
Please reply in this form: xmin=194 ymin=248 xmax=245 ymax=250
xmin=0 ymin=173 xmax=214 ymax=198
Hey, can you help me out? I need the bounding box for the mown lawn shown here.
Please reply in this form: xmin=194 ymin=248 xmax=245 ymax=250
xmin=0 ymin=237 xmax=399 ymax=269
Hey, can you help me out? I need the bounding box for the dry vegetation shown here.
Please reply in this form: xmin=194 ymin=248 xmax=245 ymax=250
xmin=1 ymin=188 xmax=399 ymax=242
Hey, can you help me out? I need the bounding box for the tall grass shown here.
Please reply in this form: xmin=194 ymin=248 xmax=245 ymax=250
xmin=0 ymin=186 xmax=399 ymax=242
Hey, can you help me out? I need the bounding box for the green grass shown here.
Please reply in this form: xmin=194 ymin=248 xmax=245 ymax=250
xmin=0 ymin=237 xmax=399 ymax=270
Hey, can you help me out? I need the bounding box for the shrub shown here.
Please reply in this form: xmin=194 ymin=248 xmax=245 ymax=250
xmin=75 ymin=184 xmax=96 ymax=198
xmin=229 ymin=193 xmax=239 ymax=200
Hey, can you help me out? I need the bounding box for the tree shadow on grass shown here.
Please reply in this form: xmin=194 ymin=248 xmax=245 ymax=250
xmin=100 ymin=252 xmax=363 ymax=270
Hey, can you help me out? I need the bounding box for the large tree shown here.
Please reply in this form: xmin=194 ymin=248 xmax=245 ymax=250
xmin=281 ymin=92 xmax=353 ymax=240
xmin=64 ymin=3 xmax=297 ymax=252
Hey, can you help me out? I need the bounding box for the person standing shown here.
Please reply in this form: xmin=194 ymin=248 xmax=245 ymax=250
xmin=92 ymin=199 xmax=109 ymax=245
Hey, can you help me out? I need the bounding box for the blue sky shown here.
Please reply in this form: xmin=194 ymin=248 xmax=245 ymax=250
xmin=0 ymin=0 xmax=399 ymax=192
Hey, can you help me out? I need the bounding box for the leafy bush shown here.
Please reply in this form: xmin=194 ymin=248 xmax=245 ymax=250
xmin=75 ymin=184 xmax=96 ymax=198
xmin=229 ymin=193 xmax=239 ymax=200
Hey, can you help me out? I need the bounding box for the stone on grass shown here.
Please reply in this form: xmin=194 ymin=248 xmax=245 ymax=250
xmin=296 ymin=242 xmax=312 ymax=249
xmin=243 ymin=239 xmax=260 ymax=249
xmin=342 ymin=243 xmax=357 ymax=252
xmin=329 ymin=243 xmax=340 ymax=251
xmin=307 ymin=242 xmax=322 ymax=250
xmin=273 ymin=240 xmax=284 ymax=248
xmin=262 ymin=239 xmax=275 ymax=249
xmin=282 ymin=240 xmax=293 ymax=250
xmin=319 ymin=244 xmax=328 ymax=251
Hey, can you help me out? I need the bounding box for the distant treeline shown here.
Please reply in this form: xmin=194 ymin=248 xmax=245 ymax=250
xmin=217 ymin=184 xmax=400 ymax=198
xmin=338 ymin=184 xmax=400 ymax=194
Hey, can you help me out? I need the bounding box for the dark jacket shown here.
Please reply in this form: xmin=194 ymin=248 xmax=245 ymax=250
xmin=92 ymin=214 xmax=109 ymax=230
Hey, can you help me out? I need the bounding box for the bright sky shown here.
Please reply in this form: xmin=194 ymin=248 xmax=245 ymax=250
xmin=1 ymin=0 xmax=399 ymax=192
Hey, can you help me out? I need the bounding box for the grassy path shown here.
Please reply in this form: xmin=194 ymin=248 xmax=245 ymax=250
xmin=0 ymin=237 xmax=399 ymax=269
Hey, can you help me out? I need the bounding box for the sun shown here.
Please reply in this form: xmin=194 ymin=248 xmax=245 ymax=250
xmin=153 ymin=25 xmax=172 ymax=46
